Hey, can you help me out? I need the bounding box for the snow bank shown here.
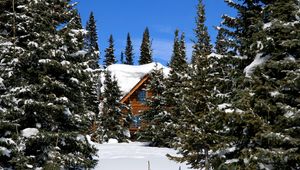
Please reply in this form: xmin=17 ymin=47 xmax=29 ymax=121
xmin=106 ymin=62 xmax=170 ymax=95
xmin=107 ymin=138 xmax=118 ymax=144
xmin=21 ymin=128 xmax=39 ymax=138
xmin=93 ymin=142 xmax=195 ymax=170
xmin=0 ymin=146 xmax=11 ymax=157
xmin=244 ymin=53 xmax=271 ymax=77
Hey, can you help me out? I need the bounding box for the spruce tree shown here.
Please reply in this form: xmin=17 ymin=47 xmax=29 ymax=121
xmin=104 ymin=35 xmax=116 ymax=67
xmin=219 ymin=0 xmax=300 ymax=169
xmin=120 ymin=51 xmax=125 ymax=64
xmin=139 ymin=27 xmax=153 ymax=65
xmin=165 ymin=29 xmax=188 ymax=117
xmin=191 ymin=0 xmax=212 ymax=64
xmin=82 ymin=12 xmax=101 ymax=140
xmin=99 ymin=71 xmax=129 ymax=142
xmin=85 ymin=11 xmax=100 ymax=69
xmin=222 ymin=0 xmax=264 ymax=63
xmin=179 ymin=32 xmax=187 ymax=65
xmin=138 ymin=65 xmax=169 ymax=146
xmin=163 ymin=30 xmax=188 ymax=148
xmin=0 ymin=1 xmax=96 ymax=168
xmin=214 ymin=26 xmax=229 ymax=55
xmin=208 ymin=0 xmax=300 ymax=169
xmin=124 ymin=33 xmax=134 ymax=65
xmin=168 ymin=2 xmax=231 ymax=169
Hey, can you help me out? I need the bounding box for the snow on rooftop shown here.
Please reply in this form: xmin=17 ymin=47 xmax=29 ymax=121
xmin=106 ymin=62 xmax=170 ymax=96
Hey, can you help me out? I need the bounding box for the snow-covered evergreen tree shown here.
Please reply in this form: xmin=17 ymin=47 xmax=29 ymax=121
xmin=82 ymin=11 xmax=101 ymax=137
xmin=124 ymin=33 xmax=134 ymax=65
xmin=163 ymin=30 xmax=188 ymax=147
xmin=210 ymin=0 xmax=300 ymax=169
xmin=0 ymin=1 xmax=96 ymax=168
xmin=139 ymin=27 xmax=153 ymax=65
xmin=214 ymin=26 xmax=229 ymax=55
xmin=138 ymin=65 xmax=169 ymax=146
xmin=104 ymin=35 xmax=116 ymax=67
xmin=191 ymin=0 xmax=212 ymax=64
xmin=219 ymin=0 xmax=300 ymax=169
xmin=98 ymin=71 xmax=129 ymax=142
xmin=222 ymin=0 xmax=264 ymax=63
xmin=85 ymin=11 xmax=100 ymax=70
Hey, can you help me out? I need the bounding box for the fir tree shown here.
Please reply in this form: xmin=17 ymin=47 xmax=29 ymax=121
xmin=85 ymin=11 xmax=100 ymax=69
xmin=138 ymin=65 xmax=169 ymax=147
xmin=120 ymin=51 xmax=125 ymax=64
xmin=207 ymin=0 xmax=300 ymax=169
xmin=0 ymin=0 xmax=96 ymax=168
xmin=191 ymin=0 xmax=213 ymax=64
xmin=168 ymin=2 xmax=231 ymax=169
xmin=214 ymin=26 xmax=229 ymax=55
xmin=222 ymin=0 xmax=264 ymax=63
xmin=179 ymin=32 xmax=187 ymax=65
xmin=99 ymin=71 xmax=129 ymax=142
xmin=104 ymin=35 xmax=116 ymax=67
xmin=163 ymin=30 xmax=188 ymax=148
xmin=124 ymin=33 xmax=134 ymax=65
xmin=139 ymin=27 xmax=152 ymax=65
xmin=217 ymin=0 xmax=300 ymax=169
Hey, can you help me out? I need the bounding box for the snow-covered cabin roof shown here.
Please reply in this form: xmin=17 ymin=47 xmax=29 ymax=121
xmin=105 ymin=62 xmax=170 ymax=96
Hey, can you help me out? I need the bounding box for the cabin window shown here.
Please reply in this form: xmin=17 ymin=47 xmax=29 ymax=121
xmin=132 ymin=115 xmax=141 ymax=128
xmin=137 ymin=90 xmax=146 ymax=103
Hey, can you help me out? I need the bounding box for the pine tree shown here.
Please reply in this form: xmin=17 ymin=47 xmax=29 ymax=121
xmin=124 ymin=33 xmax=134 ymax=65
xmin=222 ymin=0 xmax=264 ymax=63
xmin=219 ymin=0 xmax=300 ymax=169
xmin=0 ymin=1 xmax=96 ymax=168
xmin=99 ymin=71 xmax=129 ymax=142
xmin=191 ymin=0 xmax=212 ymax=64
xmin=104 ymin=35 xmax=116 ymax=67
xmin=82 ymin=12 xmax=101 ymax=140
xmin=165 ymin=29 xmax=188 ymax=117
xmin=138 ymin=65 xmax=169 ymax=147
xmin=85 ymin=11 xmax=100 ymax=69
xmin=139 ymin=27 xmax=152 ymax=65
xmin=120 ymin=51 xmax=125 ymax=64
xmin=214 ymin=26 xmax=229 ymax=55
xmin=179 ymin=32 xmax=187 ymax=65
xmin=209 ymin=0 xmax=300 ymax=169
xmin=168 ymin=2 xmax=233 ymax=169
xmin=163 ymin=30 xmax=189 ymax=148
xmin=83 ymin=12 xmax=100 ymax=67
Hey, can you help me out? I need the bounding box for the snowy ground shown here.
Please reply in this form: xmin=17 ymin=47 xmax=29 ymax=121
xmin=93 ymin=141 xmax=194 ymax=170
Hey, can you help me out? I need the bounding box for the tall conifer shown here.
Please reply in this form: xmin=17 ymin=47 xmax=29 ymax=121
xmin=104 ymin=35 xmax=116 ymax=67
xmin=138 ymin=66 xmax=168 ymax=146
xmin=191 ymin=0 xmax=212 ymax=64
xmin=99 ymin=71 xmax=129 ymax=142
xmin=85 ymin=11 xmax=100 ymax=69
xmin=124 ymin=33 xmax=134 ymax=65
xmin=0 ymin=1 xmax=96 ymax=168
xmin=139 ymin=27 xmax=152 ymax=64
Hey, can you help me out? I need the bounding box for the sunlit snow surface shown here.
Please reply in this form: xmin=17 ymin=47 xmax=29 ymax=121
xmin=93 ymin=142 xmax=194 ymax=170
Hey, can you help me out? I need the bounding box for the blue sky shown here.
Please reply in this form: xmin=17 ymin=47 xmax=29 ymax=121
xmin=76 ymin=0 xmax=236 ymax=65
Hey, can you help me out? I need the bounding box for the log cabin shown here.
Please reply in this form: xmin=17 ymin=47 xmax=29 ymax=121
xmin=120 ymin=74 xmax=152 ymax=132
xmin=104 ymin=63 xmax=169 ymax=134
